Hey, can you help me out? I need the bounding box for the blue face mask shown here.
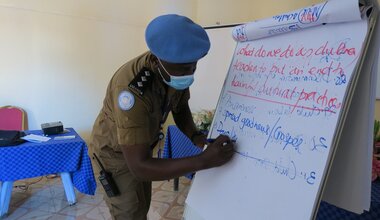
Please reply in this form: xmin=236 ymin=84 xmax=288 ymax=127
xmin=157 ymin=59 xmax=194 ymax=90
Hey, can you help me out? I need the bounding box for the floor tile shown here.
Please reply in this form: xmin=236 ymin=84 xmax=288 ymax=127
xmin=18 ymin=196 xmax=50 ymax=209
xmin=176 ymin=194 xmax=187 ymax=205
xmin=149 ymin=201 xmax=170 ymax=217
xmin=160 ymin=180 xmax=177 ymax=191
xmin=17 ymin=209 xmax=52 ymax=220
xmin=165 ymin=205 xmax=185 ymax=219
xmin=46 ymin=214 xmax=76 ymax=220
xmin=151 ymin=190 xmax=178 ymax=203
xmin=152 ymin=180 xmax=164 ymax=189
xmin=78 ymin=194 xmax=104 ymax=206
xmin=9 ymin=192 xmax=29 ymax=207
xmin=81 ymin=206 xmax=111 ymax=220
xmin=58 ymin=203 xmax=94 ymax=217
xmin=4 ymin=177 xmax=191 ymax=220
xmin=37 ymin=198 xmax=70 ymax=213
xmin=1 ymin=207 xmax=29 ymax=220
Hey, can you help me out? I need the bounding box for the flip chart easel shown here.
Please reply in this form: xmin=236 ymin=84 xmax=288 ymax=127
xmin=185 ymin=0 xmax=379 ymax=219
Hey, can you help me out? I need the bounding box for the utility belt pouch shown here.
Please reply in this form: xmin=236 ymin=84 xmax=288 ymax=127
xmin=93 ymin=153 xmax=120 ymax=197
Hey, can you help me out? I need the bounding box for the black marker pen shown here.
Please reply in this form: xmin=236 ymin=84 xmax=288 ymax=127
xmin=207 ymin=139 xmax=236 ymax=146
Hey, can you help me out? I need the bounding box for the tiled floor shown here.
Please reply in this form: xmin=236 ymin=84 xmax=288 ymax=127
xmin=2 ymin=175 xmax=192 ymax=220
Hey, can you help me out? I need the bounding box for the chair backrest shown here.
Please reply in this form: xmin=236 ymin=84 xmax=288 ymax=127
xmin=0 ymin=106 xmax=27 ymax=131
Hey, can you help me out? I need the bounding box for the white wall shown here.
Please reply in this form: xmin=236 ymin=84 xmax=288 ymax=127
xmin=0 ymin=0 xmax=154 ymax=26
xmin=148 ymin=0 xmax=197 ymax=22
xmin=0 ymin=0 xmax=197 ymax=140
xmin=0 ymin=2 xmax=147 ymax=140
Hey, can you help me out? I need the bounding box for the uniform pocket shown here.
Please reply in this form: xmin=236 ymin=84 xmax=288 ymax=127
xmin=98 ymin=148 xmax=128 ymax=175
xmin=107 ymin=190 xmax=140 ymax=218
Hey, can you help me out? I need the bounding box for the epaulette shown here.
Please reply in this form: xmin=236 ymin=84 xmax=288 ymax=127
xmin=128 ymin=67 xmax=153 ymax=96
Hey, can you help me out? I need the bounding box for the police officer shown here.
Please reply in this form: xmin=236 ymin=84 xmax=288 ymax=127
xmin=89 ymin=14 xmax=235 ymax=220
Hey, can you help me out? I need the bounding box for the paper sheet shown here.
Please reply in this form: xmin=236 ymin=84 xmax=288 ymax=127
xmin=232 ymin=0 xmax=362 ymax=42
xmin=21 ymin=134 xmax=51 ymax=143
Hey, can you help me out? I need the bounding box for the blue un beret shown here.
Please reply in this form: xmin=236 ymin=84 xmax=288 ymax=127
xmin=145 ymin=14 xmax=210 ymax=63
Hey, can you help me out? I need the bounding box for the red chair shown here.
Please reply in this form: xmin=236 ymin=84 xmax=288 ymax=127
xmin=0 ymin=106 xmax=27 ymax=131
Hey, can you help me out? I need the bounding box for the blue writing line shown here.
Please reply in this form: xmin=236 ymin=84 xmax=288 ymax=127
xmin=273 ymin=126 xmax=303 ymax=153
xmin=222 ymin=94 xmax=256 ymax=114
xmin=239 ymin=116 xmax=271 ymax=135
xmin=311 ymin=136 xmax=328 ymax=151
xmin=223 ymin=110 xmax=241 ymax=123
xmin=273 ymin=13 xmax=299 ymax=22
xmin=235 ymin=151 xmax=316 ymax=185
xmin=216 ymin=121 xmax=238 ymax=141
xmin=263 ymin=117 xmax=281 ymax=148
xmin=220 ymin=111 xmax=304 ymax=154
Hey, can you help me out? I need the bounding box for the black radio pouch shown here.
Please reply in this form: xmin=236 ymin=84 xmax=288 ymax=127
xmin=93 ymin=153 xmax=120 ymax=197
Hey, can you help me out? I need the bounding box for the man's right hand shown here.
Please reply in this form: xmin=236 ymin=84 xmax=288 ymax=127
xmin=200 ymin=135 xmax=235 ymax=169
xmin=121 ymin=135 xmax=234 ymax=181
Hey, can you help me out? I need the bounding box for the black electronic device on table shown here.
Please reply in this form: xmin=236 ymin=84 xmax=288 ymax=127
xmin=41 ymin=121 xmax=64 ymax=135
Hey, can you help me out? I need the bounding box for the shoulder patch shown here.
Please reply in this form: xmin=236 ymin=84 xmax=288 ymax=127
xmin=128 ymin=67 xmax=153 ymax=96
xmin=118 ymin=91 xmax=135 ymax=111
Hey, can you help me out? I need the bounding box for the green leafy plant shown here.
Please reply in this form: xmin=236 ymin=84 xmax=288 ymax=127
xmin=192 ymin=109 xmax=215 ymax=132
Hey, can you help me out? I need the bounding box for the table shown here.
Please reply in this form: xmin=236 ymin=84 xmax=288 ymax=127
xmin=0 ymin=128 xmax=96 ymax=217
xmin=162 ymin=125 xmax=380 ymax=219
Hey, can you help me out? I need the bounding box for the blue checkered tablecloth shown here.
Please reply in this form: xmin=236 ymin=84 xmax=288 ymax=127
xmin=163 ymin=125 xmax=380 ymax=219
xmin=162 ymin=125 xmax=202 ymax=179
xmin=0 ymin=128 xmax=96 ymax=195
